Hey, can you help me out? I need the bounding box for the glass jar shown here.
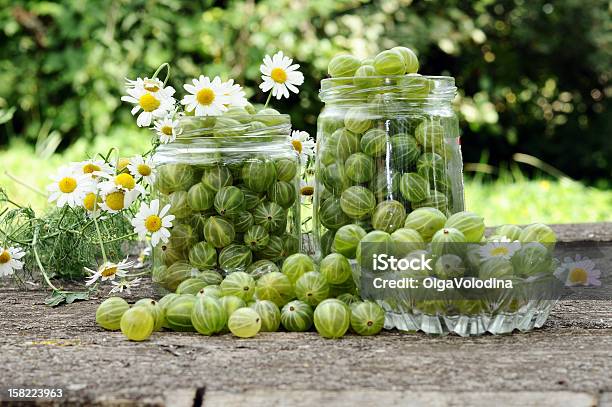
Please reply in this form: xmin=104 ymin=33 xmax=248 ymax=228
xmin=313 ymin=75 xmax=464 ymax=261
xmin=151 ymin=114 xmax=301 ymax=292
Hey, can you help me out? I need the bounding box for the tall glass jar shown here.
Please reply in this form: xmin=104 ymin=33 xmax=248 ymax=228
xmin=151 ymin=114 xmax=301 ymax=292
xmin=313 ymin=75 xmax=464 ymax=261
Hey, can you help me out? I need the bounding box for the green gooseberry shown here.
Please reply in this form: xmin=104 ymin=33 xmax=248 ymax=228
xmin=445 ymin=211 xmax=486 ymax=243
xmin=370 ymin=171 xmax=401 ymax=202
xmin=328 ymin=54 xmax=361 ymax=77
xmin=214 ymin=186 xmax=245 ymax=218
xmin=344 ymin=106 xmax=372 ymax=134
xmin=496 ymin=224 xmax=523 ymax=241
xmin=319 ymin=197 xmax=350 ymax=230
xmin=255 ymin=271 xmax=295 ymax=307
xmin=242 ymin=158 xmax=277 ymax=192
xmin=253 ymin=201 xmax=287 ymax=233
xmin=201 ymin=165 xmax=233 ymax=192
xmin=322 ymin=163 xmax=350 ymax=195
xmin=220 ymin=295 xmax=247 ymax=318
xmin=250 ymin=300 xmax=281 ymax=332
xmin=275 ymin=158 xmax=298 ymax=182
xmin=400 ymin=172 xmax=430 ymax=202
xmin=434 ymin=254 xmax=466 ymax=279
xmin=345 ymin=153 xmax=375 ymax=183
xmin=219 ymin=244 xmax=253 ymax=272
xmin=360 ymin=128 xmax=388 ymax=157
xmin=281 ymin=300 xmax=314 ymax=332
xmin=203 ymin=216 xmax=236 ymax=248
xmin=332 ymin=224 xmax=367 ymax=259
xmin=165 ymin=294 xmax=197 ymax=332
xmin=191 ymin=296 xmax=227 ymax=335
xmin=96 ymin=297 xmax=129 ymax=331
xmin=334 ymin=128 xmax=361 ymax=161
xmin=319 ymin=253 xmax=352 ymax=285
xmin=431 ymin=227 xmax=467 ymax=257
xmin=228 ymin=307 xmax=261 ymax=338
xmin=167 ymin=191 xmax=192 ymax=219
xmin=244 ymin=225 xmax=270 ymax=251
xmin=415 ymin=121 xmax=445 ymax=153
xmin=391 ymin=133 xmax=421 ymax=169
xmin=371 ymin=200 xmax=407 ymax=233
xmin=373 ymin=49 xmax=405 ymax=76
xmin=416 ymin=152 xmax=445 ymax=181
xmin=403 ymin=207 xmax=447 ymax=242
xmin=256 ymin=235 xmax=285 ymax=261
xmin=400 ymin=74 xmax=433 ymax=99
xmin=281 ymin=253 xmax=316 ymax=283
xmin=314 ymin=299 xmax=350 ymax=339
xmin=156 ymin=164 xmax=197 ymax=195
xmin=391 ymin=46 xmax=419 ymax=74
xmin=187 ymin=183 xmax=215 ymax=212
xmin=350 ymin=301 xmax=385 ymax=336
xmin=353 ymin=64 xmax=381 ymax=88
xmin=220 ymin=271 xmax=256 ymax=301
xmin=269 ymin=181 xmax=297 ymax=209
xmin=411 ymin=190 xmax=448 ymax=213
xmin=120 ymin=307 xmax=154 ymax=341
xmin=234 ymin=211 xmax=255 ymax=233
xmin=295 ymin=271 xmax=330 ymax=307
xmin=340 ymin=186 xmax=376 ymax=219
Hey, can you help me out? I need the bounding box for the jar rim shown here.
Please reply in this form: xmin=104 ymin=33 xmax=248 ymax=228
xmin=319 ymin=74 xmax=457 ymax=103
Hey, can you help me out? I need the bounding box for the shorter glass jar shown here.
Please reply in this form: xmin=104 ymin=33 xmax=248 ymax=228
xmin=151 ymin=114 xmax=301 ymax=292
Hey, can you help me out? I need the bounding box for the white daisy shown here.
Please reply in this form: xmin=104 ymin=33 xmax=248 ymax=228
xmin=554 ymin=254 xmax=601 ymax=287
xmin=85 ymin=259 xmax=134 ymax=286
xmin=98 ymin=187 xmax=140 ymax=214
xmin=221 ymin=79 xmax=249 ymax=108
xmin=0 ymin=246 xmax=26 ymax=277
xmin=131 ymin=199 xmax=175 ymax=247
xmin=97 ymin=172 xmax=146 ymax=197
xmin=153 ymin=115 xmax=183 ymax=144
xmin=259 ymin=51 xmax=304 ymax=100
xmin=290 ymin=130 xmax=315 ymax=160
xmin=134 ymin=246 xmax=152 ymax=269
xmin=300 ymin=179 xmax=314 ymax=204
xmin=47 ymin=166 xmax=96 ymax=208
xmin=121 ymin=77 xmax=176 ymax=127
xmin=127 ymin=155 xmax=156 ymax=186
xmin=109 ymin=277 xmax=142 ymax=294
xmin=181 ymin=75 xmax=229 ymax=117
xmin=71 ymin=159 xmax=113 ymax=179
xmin=478 ymin=237 xmax=521 ymax=260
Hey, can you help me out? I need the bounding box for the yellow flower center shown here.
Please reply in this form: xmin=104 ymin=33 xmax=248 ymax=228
xmin=291 ymin=139 xmax=303 ymax=154
xmin=271 ymin=67 xmax=288 ymax=83
xmin=83 ymin=193 xmax=100 ymax=211
xmin=0 ymin=250 xmax=11 ymax=264
xmin=105 ymin=191 xmax=125 ymax=211
xmin=82 ymin=163 xmax=100 ymax=174
xmin=115 ymin=173 xmax=136 ymax=190
xmin=101 ymin=265 xmax=118 ymax=278
xmin=196 ymin=88 xmax=215 ymax=106
xmin=58 ymin=177 xmax=78 ymax=194
xmin=137 ymin=164 xmax=152 ymax=176
xmin=138 ymin=93 xmax=160 ymax=112
xmin=145 ymin=215 xmax=163 ymax=232
xmin=568 ymin=267 xmax=588 ymax=285
xmin=301 ymin=186 xmax=314 ymax=196
xmin=161 ymin=125 xmax=173 ymax=136
xmin=117 ymin=158 xmax=130 ymax=171
xmin=490 ymin=246 xmax=509 ymax=256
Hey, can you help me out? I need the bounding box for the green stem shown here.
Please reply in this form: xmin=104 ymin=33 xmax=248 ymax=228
xmin=96 ymin=232 xmax=137 ymax=244
xmin=4 ymin=171 xmax=46 ymax=197
xmin=152 ymin=63 xmax=170 ymax=86
xmin=32 ymin=228 xmax=59 ymax=292
xmin=263 ymin=92 xmax=272 ymax=109
xmin=92 ymin=193 xmax=108 ymax=264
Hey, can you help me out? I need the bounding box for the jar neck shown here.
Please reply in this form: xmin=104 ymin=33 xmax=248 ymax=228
xmin=153 ymin=114 xmax=293 ymax=165
xmin=319 ymin=75 xmax=457 ymax=107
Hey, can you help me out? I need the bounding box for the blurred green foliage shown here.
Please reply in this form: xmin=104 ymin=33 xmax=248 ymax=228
xmin=0 ymin=0 xmax=610 ymax=182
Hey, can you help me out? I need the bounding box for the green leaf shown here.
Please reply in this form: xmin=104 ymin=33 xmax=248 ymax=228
xmin=45 ymin=290 xmax=90 ymax=307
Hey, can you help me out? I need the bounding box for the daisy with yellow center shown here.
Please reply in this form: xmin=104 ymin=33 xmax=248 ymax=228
xmin=127 ymin=155 xmax=156 ymax=186
xmin=72 ymin=159 xmax=113 ymax=179
xmin=478 ymin=237 xmax=520 ymax=261
xmin=259 ymin=51 xmax=304 ymax=100
xmin=97 ymin=171 xmax=146 ymax=198
xmin=82 ymin=192 xmax=103 ymax=217
xmin=85 ymin=259 xmax=134 ymax=286
xmin=290 ymin=130 xmax=315 ymax=161
xmin=0 ymin=246 xmax=26 ymax=277
xmin=121 ymin=77 xmax=176 ymax=127
xmin=109 ymin=277 xmax=142 ymax=294
xmin=131 ymin=199 xmax=175 ymax=247
xmin=47 ymin=166 xmax=95 ymax=208
xmin=98 ymin=187 xmax=140 ymax=214
xmin=181 ymin=75 xmax=229 ymax=117
xmin=153 ymin=115 xmax=183 ymax=144
xmin=554 ymin=254 xmax=601 ymax=287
